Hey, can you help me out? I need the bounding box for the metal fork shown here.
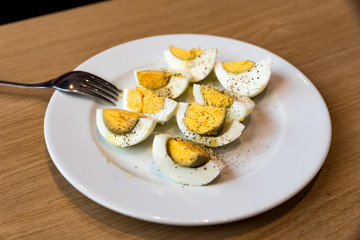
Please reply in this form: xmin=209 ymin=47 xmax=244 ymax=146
xmin=0 ymin=71 xmax=121 ymax=105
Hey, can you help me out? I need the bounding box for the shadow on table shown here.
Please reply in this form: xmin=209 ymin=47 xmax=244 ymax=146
xmin=0 ymin=87 xmax=53 ymax=102
xmin=46 ymin=147 xmax=325 ymax=239
xmin=0 ymin=1 xmax=103 ymax=25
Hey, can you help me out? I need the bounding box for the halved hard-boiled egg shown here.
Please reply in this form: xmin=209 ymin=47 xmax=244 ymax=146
xmin=215 ymin=58 xmax=272 ymax=97
xmin=134 ymin=68 xmax=191 ymax=99
xmin=193 ymin=84 xmax=255 ymax=122
xmin=153 ymin=134 xmax=223 ymax=186
xmin=176 ymin=102 xmax=245 ymax=147
xmin=164 ymin=45 xmax=218 ymax=82
xmin=123 ymin=86 xmax=177 ymax=124
xmin=96 ymin=108 xmax=156 ymax=147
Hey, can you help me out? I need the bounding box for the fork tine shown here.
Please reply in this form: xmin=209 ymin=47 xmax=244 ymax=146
xmin=77 ymin=71 xmax=121 ymax=96
xmin=81 ymin=78 xmax=119 ymax=99
xmin=80 ymin=82 xmax=119 ymax=102
xmin=77 ymin=87 xmax=116 ymax=105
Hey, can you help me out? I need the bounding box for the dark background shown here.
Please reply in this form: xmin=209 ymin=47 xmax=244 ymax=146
xmin=0 ymin=1 xmax=104 ymax=25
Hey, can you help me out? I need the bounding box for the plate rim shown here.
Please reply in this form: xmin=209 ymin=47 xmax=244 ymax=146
xmin=44 ymin=33 xmax=332 ymax=226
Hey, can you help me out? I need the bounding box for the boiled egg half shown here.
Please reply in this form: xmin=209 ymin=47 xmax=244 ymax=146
xmin=96 ymin=108 xmax=156 ymax=147
xmin=164 ymin=45 xmax=218 ymax=82
xmin=123 ymin=86 xmax=177 ymax=125
xmin=176 ymin=102 xmax=245 ymax=147
xmin=193 ymin=84 xmax=255 ymax=122
xmin=134 ymin=68 xmax=190 ymax=99
xmin=153 ymin=134 xmax=223 ymax=186
xmin=215 ymin=58 xmax=272 ymax=97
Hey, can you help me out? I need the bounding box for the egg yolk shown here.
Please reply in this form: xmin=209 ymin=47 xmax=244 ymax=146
xmin=127 ymin=87 xmax=165 ymax=114
xmin=222 ymin=60 xmax=255 ymax=74
xmin=102 ymin=108 xmax=144 ymax=135
xmin=183 ymin=102 xmax=226 ymax=136
xmin=169 ymin=45 xmax=203 ymax=60
xmin=200 ymin=86 xmax=234 ymax=108
xmin=127 ymin=89 xmax=143 ymax=112
xmin=137 ymin=70 xmax=172 ymax=90
xmin=167 ymin=137 xmax=210 ymax=168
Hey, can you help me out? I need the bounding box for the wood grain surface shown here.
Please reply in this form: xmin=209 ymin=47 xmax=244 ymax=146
xmin=1 ymin=0 xmax=360 ymax=239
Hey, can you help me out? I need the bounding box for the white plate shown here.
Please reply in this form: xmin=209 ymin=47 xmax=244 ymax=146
xmin=44 ymin=34 xmax=331 ymax=226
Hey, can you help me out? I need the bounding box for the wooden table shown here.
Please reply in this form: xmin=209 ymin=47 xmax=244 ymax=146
xmin=1 ymin=0 xmax=359 ymax=239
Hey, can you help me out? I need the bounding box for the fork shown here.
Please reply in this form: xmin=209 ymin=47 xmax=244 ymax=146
xmin=0 ymin=71 xmax=121 ymax=105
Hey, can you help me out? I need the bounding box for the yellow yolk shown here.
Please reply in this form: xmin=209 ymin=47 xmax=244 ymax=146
xmin=222 ymin=60 xmax=255 ymax=74
xmin=127 ymin=89 xmax=143 ymax=113
xmin=169 ymin=45 xmax=203 ymax=60
xmin=127 ymin=87 xmax=165 ymax=114
xmin=137 ymin=70 xmax=172 ymax=90
xmin=200 ymin=86 xmax=234 ymax=108
xmin=102 ymin=108 xmax=144 ymax=135
xmin=136 ymin=87 xmax=164 ymax=114
xmin=166 ymin=137 xmax=210 ymax=168
xmin=183 ymin=103 xmax=226 ymax=136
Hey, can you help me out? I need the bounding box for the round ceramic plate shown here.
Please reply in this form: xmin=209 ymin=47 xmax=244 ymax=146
xmin=44 ymin=34 xmax=331 ymax=226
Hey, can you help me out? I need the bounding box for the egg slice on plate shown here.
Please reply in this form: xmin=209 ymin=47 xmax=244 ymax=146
xmin=123 ymin=86 xmax=177 ymax=124
xmin=176 ymin=102 xmax=245 ymax=147
xmin=153 ymin=134 xmax=223 ymax=186
xmin=193 ymin=84 xmax=255 ymax=122
xmin=134 ymin=68 xmax=190 ymax=99
xmin=164 ymin=45 xmax=218 ymax=82
xmin=215 ymin=58 xmax=272 ymax=97
xmin=96 ymin=108 xmax=156 ymax=147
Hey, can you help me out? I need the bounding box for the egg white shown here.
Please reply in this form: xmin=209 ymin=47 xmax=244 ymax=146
xmin=96 ymin=109 xmax=156 ymax=147
xmin=153 ymin=134 xmax=223 ymax=186
xmin=193 ymin=84 xmax=255 ymax=122
xmin=215 ymin=58 xmax=272 ymax=97
xmin=122 ymin=88 xmax=177 ymax=125
xmin=176 ymin=102 xmax=245 ymax=147
xmin=164 ymin=48 xmax=218 ymax=82
xmin=134 ymin=68 xmax=191 ymax=99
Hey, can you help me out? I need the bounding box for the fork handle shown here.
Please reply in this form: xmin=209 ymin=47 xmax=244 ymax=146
xmin=0 ymin=80 xmax=52 ymax=89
